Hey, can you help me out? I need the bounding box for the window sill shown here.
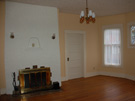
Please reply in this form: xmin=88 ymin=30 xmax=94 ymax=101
xmin=104 ymin=64 xmax=122 ymax=68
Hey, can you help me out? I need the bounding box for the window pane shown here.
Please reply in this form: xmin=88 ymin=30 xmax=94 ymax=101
xmin=131 ymin=26 xmax=135 ymax=45
xmin=104 ymin=29 xmax=120 ymax=45
xmin=112 ymin=45 xmax=120 ymax=65
xmin=104 ymin=30 xmax=112 ymax=44
xmin=105 ymin=46 xmax=112 ymax=64
xmin=112 ymin=29 xmax=120 ymax=44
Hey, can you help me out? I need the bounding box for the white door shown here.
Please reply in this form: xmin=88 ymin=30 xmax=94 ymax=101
xmin=65 ymin=31 xmax=85 ymax=80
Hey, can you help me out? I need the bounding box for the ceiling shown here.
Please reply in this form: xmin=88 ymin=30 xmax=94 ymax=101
xmin=7 ymin=0 xmax=135 ymax=16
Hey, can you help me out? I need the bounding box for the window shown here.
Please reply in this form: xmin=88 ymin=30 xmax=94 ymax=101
xmin=128 ymin=22 xmax=135 ymax=48
xmin=104 ymin=28 xmax=121 ymax=66
xmin=131 ymin=26 xmax=135 ymax=44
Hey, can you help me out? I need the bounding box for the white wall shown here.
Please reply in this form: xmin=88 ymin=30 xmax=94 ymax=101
xmin=5 ymin=1 xmax=61 ymax=94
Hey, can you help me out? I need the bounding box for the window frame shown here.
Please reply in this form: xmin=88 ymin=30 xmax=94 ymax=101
xmin=102 ymin=24 xmax=123 ymax=67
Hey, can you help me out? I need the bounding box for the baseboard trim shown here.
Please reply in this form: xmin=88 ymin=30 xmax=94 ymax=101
xmin=98 ymin=71 xmax=135 ymax=81
xmin=125 ymin=75 xmax=135 ymax=81
xmin=61 ymin=77 xmax=67 ymax=82
xmin=84 ymin=72 xmax=99 ymax=78
xmin=0 ymin=88 xmax=6 ymax=95
xmin=61 ymin=72 xmax=135 ymax=82
xmin=98 ymin=71 xmax=125 ymax=78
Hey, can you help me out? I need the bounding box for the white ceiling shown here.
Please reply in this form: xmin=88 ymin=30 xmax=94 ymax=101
xmin=7 ymin=0 xmax=135 ymax=16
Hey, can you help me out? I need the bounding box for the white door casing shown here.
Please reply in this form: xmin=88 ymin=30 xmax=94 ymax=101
xmin=65 ymin=30 xmax=86 ymax=80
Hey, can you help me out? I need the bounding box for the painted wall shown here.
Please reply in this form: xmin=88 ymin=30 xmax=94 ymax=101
xmin=59 ymin=12 xmax=135 ymax=80
xmin=5 ymin=1 xmax=61 ymax=94
xmin=124 ymin=12 xmax=135 ymax=76
xmin=0 ymin=1 xmax=6 ymax=93
xmin=98 ymin=12 xmax=135 ymax=77
xmin=59 ymin=13 xmax=99 ymax=79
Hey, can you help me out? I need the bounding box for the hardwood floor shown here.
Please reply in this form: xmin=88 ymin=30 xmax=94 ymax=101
xmin=0 ymin=75 xmax=135 ymax=101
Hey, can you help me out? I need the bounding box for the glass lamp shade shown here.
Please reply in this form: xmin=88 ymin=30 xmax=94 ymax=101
xmin=80 ymin=11 xmax=84 ymax=17
xmin=88 ymin=10 xmax=92 ymax=17
xmin=92 ymin=12 xmax=95 ymax=18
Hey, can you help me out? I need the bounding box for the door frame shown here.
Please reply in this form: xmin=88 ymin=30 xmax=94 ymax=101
xmin=65 ymin=30 xmax=86 ymax=80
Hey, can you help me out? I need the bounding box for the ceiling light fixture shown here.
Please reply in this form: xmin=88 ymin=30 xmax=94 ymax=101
xmin=80 ymin=0 xmax=96 ymax=24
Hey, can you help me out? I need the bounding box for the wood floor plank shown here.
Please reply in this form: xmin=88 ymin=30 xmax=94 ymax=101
xmin=0 ymin=75 xmax=135 ymax=101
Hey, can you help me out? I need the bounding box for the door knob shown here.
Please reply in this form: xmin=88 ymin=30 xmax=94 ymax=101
xmin=67 ymin=57 xmax=69 ymax=61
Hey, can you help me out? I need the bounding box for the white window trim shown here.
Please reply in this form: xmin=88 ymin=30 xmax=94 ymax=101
xmin=102 ymin=24 xmax=123 ymax=67
xmin=127 ymin=22 xmax=135 ymax=48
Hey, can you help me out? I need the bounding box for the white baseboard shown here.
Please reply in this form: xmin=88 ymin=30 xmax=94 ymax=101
xmin=61 ymin=72 xmax=99 ymax=81
xmin=84 ymin=72 xmax=99 ymax=78
xmin=98 ymin=71 xmax=126 ymax=78
xmin=61 ymin=77 xmax=67 ymax=82
xmin=61 ymin=72 xmax=135 ymax=82
xmin=98 ymin=71 xmax=135 ymax=81
xmin=0 ymin=88 xmax=6 ymax=95
xmin=125 ymin=75 xmax=135 ymax=81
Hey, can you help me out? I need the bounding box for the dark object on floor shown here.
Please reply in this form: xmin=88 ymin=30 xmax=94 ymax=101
xmin=53 ymin=82 xmax=60 ymax=89
xmin=12 ymin=72 xmax=20 ymax=95
xmin=12 ymin=72 xmax=18 ymax=91
xmin=12 ymin=89 xmax=20 ymax=96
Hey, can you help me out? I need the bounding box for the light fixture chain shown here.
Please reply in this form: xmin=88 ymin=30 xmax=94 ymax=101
xmin=86 ymin=0 xmax=88 ymax=8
